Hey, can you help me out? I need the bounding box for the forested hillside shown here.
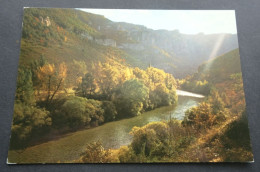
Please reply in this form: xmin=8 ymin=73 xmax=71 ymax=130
xmin=179 ymin=49 xmax=242 ymax=94
xmin=19 ymin=8 xmax=238 ymax=79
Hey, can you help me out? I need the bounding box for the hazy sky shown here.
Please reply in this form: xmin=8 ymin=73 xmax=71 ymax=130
xmin=79 ymin=9 xmax=237 ymax=34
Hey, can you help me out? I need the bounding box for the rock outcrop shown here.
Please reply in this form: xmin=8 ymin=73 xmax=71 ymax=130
xmin=40 ymin=16 xmax=51 ymax=26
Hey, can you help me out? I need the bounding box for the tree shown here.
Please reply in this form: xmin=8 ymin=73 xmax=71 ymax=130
xmin=69 ymin=60 xmax=87 ymax=87
xmin=11 ymin=61 xmax=53 ymax=150
xmin=165 ymin=73 xmax=177 ymax=90
xmin=37 ymin=62 xmax=67 ymax=105
xmin=154 ymin=84 xmax=172 ymax=106
xmin=102 ymin=101 xmax=117 ymax=122
xmin=94 ymin=63 xmax=120 ymax=100
xmin=146 ymin=67 xmax=167 ymax=89
xmin=113 ymin=79 xmax=149 ymax=118
xmin=78 ymin=73 xmax=96 ymax=98
xmin=119 ymin=67 xmax=133 ymax=84
xmin=15 ymin=68 xmax=35 ymax=105
xmin=133 ymin=67 xmax=149 ymax=86
xmin=61 ymin=96 xmax=90 ymax=128
xmin=30 ymin=55 xmax=47 ymax=93
xmin=56 ymin=96 xmax=105 ymax=129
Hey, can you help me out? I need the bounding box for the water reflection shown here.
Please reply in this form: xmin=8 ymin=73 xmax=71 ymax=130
xmin=176 ymin=89 xmax=205 ymax=98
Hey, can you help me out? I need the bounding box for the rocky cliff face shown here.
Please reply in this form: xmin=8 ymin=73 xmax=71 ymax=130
xmin=115 ymin=27 xmax=238 ymax=78
xmin=21 ymin=8 xmax=239 ymax=79
xmin=77 ymin=10 xmax=239 ymax=78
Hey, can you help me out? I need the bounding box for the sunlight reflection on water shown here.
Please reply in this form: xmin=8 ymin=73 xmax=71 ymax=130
xmin=176 ymin=89 xmax=205 ymax=98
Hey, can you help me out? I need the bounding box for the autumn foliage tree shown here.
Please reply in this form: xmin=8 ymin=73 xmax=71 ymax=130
xmin=37 ymin=62 xmax=67 ymax=105
xmin=94 ymin=63 xmax=120 ymax=100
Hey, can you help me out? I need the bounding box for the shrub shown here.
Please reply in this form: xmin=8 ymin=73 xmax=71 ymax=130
xmin=130 ymin=122 xmax=169 ymax=157
xmin=182 ymin=102 xmax=215 ymax=131
xmin=78 ymin=141 xmax=111 ymax=163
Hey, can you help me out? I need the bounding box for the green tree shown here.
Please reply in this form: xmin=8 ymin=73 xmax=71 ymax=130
xmin=15 ymin=68 xmax=35 ymax=105
xmin=11 ymin=64 xmax=52 ymax=150
xmin=56 ymin=96 xmax=104 ymax=129
xmin=78 ymin=73 xmax=96 ymax=98
xmin=113 ymin=79 xmax=149 ymax=118
xmin=154 ymin=83 xmax=176 ymax=106
xmin=102 ymin=101 xmax=117 ymax=122
xmin=61 ymin=96 xmax=90 ymax=128
xmin=30 ymin=55 xmax=47 ymax=93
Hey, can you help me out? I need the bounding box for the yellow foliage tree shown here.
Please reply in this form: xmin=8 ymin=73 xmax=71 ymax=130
xmin=94 ymin=62 xmax=120 ymax=99
xmin=37 ymin=63 xmax=67 ymax=105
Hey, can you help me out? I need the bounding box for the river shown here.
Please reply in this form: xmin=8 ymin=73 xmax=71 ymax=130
xmin=8 ymin=90 xmax=204 ymax=163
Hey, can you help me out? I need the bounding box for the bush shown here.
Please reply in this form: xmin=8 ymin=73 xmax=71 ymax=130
xmin=118 ymin=145 xmax=148 ymax=163
xmin=130 ymin=122 xmax=169 ymax=157
xmin=78 ymin=141 xmax=111 ymax=163
xmin=182 ymin=102 xmax=215 ymax=131
xmin=117 ymin=121 xmax=195 ymax=162
xmin=182 ymin=97 xmax=227 ymax=132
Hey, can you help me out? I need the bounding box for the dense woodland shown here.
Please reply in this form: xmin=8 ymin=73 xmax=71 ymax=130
xmin=11 ymin=58 xmax=178 ymax=150
xmin=8 ymin=8 xmax=253 ymax=163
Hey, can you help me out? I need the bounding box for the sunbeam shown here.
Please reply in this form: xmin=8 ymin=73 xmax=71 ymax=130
xmin=202 ymin=34 xmax=227 ymax=72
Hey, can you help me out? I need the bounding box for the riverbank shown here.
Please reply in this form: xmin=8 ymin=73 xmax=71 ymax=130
xmin=8 ymin=91 xmax=204 ymax=163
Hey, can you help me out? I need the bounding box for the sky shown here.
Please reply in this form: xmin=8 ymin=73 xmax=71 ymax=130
xmin=79 ymin=9 xmax=237 ymax=35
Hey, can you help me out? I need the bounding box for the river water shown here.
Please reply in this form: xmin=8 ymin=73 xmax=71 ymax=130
xmin=94 ymin=90 xmax=204 ymax=149
xmin=8 ymin=90 xmax=204 ymax=163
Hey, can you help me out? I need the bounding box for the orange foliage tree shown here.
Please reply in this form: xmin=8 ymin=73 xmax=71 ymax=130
xmin=37 ymin=62 xmax=67 ymax=105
